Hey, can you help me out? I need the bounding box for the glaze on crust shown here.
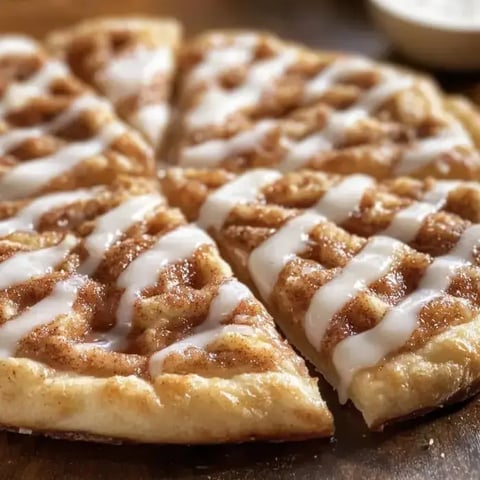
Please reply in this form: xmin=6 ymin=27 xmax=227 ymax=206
xmin=46 ymin=17 xmax=182 ymax=152
xmin=0 ymin=36 xmax=155 ymax=200
xmin=0 ymin=174 xmax=333 ymax=442
xmin=160 ymin=167 xmax=480 ymax=428
xmin=171 ymin=30 xmax=480 ymax=180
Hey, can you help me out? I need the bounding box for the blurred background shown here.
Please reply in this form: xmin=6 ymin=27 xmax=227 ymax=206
xmin=3 ymin=0 xmax=480 ymax=97
xmin=0 ymin=0 xmax=386 ymax=54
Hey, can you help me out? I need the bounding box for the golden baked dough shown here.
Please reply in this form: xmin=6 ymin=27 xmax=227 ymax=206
xmin=0 ymin=180 xmax=333 ymax=442
xmin=46 ymin=17 xmax=182 ymax=152
xmin=0 ymin=35 xmax=155 ymax=200
xmin=171 ymin=30 xmax=480 ymax=180
xmin=160 ymin=166 xmax=480 ymax=428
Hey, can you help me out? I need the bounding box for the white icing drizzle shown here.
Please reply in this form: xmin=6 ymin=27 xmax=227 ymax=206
xmin=188 ymin=48 xmax=297 ymax=128
xmin=149 ymin=279 xmax=253 ymax=376
xmin=0 ymin=235 xmax=77 ymax=289
xmin=0 ymin=189 xmax=94 ymax=236
xmin=99 ymin=47 xmax=173 ymax=103
xmin=313 ymin=174 xmax=374 ymax=224
xmin=248 ymin=212 xmax=324 ymax=299
xmin=279 ymin=61 xmax=414 ymax=171
xmin=0 ymin=61 xmax=68 ymax=116
xmin=79 ymin=194 xmax=164 ymax=275
xmin=333 ymin=223 xmax=480 ymax=402
xmin=188 ymin=34 xmax=258 ymax=86
xmin=422 ymin=180 xmax=461 ymax=205
xmin=197 ymin=168 xmax=282 ymax=231
xmin=179 ymin=120 xmax=276 ymax=167
xmin=0 ymin=121 xmax=126 ymax=201
xmin=382 ymin=202 xmax=438 ymax=243
xmin=395 ymin=122 xmax=473 ymax=175
xmin=105 ymin=225 xmax=214 ymax=350
xmin=131 ymin=103 xmax=169 ymax=148
xmin=382 ymin=179 xmax=464 ymax=244
xmin=0 ymin=94 xmax=110 ymax=156
xmin=304 ymin=236 xmax=401 ymax=349
xmin=280 ymin=133 xmax=333 ymax=172
xmin=0 ymin=275 xmax=85 ymax=358
xmin=0 ymin=36 xmax=38 ymax=58
xmin=304 ymin=57 xmax=373 ymax=102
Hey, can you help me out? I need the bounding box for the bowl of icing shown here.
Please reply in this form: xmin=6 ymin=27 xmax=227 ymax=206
xmin=369 ymin=0 xmax=480 ymax=70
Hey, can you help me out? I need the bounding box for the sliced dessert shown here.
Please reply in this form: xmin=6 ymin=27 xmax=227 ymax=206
xmin=46 ymin=17 xmax=182 ymax=152
xmin=171 ymin=30 xmax=480 ymax=179
xmin=0 ymin=181 xmax=333 ymax=443
xmin=160 ymin=167 xmax=480 ymax=428
xmin=0 ymin=35 xmax=155 ymax=201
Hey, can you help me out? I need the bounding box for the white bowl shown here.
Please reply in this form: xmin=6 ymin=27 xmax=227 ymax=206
xmin=369 ymin=0 xmax=480 ymax=70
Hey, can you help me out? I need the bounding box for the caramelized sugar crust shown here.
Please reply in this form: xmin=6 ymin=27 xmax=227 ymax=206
xmin=0 ymin=181 xmax=308 ymax=383
xmin=172 ymin=31 xmax=480 ymax=180
xmin=0 ymin=42 xmax=155 ymax=199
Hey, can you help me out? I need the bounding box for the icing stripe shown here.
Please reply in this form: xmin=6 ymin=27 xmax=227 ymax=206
xmin=0 ymin=61 xmax=68 ymax=116
xmin=149 ymin=279 xmax=253 ymax=376
xmin=0 ymin=121 xmax=126 ymax=201
xmin=188 ymin=48 xmax=297 ymax=128
xmin=248 ymin=212 xmax=325 ymax=299
xmin=0 ymin=189 xmax=95 ymax=236
xmin=0 ymin=235 xmax=77 ymax=289
xmin=314 ymin=174 xmax=374 ymax=224
xmin=422 ymin=180 xmax=461 ymax=205
xmin=131 ymin=103 xmax=169 ymax=149
xmin=0 ymin=36 xmax=38 ymax=57
xmin=304 ymin=57 xmax=372 ymax=101
xmin=280 ymin=64 xmax=413 ymax=171
xmin=188 ymin=34 xmax=257 ymax=86
xmin=179 ymin=120 xmax=276 ymax=167
xmin=99 ymin=47 xmax=173 ymax=103
xmin=0 ymin=95 xmax=110 ymax=156
xmin=382 ymin=179 xmax=466 ymax=244
xmin=106 ymin=225 xmax=214 ymax=350
xmin=0 ymin=276 xmax=85 ymax=358
xmin=333 ymin=223 xmax=480 ymax=401
xmin=197 ymin=168 xmax=282 ymax=231
xmin=304 ymin=236 xmax=401 ymax=349
xmin=395 ymin=123 xmax=473 ymax=175
xmin=381 ymin=202 xmax=438 ymax=243
xmin=79 ymin=194 xmax=164 ymax=275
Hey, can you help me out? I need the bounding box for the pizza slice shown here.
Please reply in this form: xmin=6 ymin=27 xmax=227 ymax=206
xmin=0 ymin=35 xmax=155 ymax=201
xmin=160 ymin=167 xmax=480 ymax=429
xmin=46 ymin=17 xmax=182 ymax=152
xmin=171 ymin=30 xmax=480 ymax=179
xmin=0 ymin=179 xmax=333 ymax=443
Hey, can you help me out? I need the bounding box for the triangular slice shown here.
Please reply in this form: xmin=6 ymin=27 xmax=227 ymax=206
xmin=0 ymin=34 xmax=154 ymax=201
xmin=46 ymin=17 xmax=182 ymax=153
xmin=160 ymin=167 xmax=480 ymax=429
xmin=0 ymin=179 xmax=333 ymax=443
xmin=170 ymin=30 xmax=480 ymax=179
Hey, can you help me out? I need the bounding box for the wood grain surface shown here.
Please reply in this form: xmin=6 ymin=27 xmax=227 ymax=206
xmin=1 ymin=1 xmax=480 ymax=479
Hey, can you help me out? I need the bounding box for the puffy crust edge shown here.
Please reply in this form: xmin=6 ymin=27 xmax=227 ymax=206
xmin=350 ymin=315 xmax=480 ymax=429
xmin=0 ymin=357 xmax=333 ymax=443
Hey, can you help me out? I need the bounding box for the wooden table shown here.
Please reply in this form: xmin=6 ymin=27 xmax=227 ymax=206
xmin=1 ymin=1 xmax=480 ymax=479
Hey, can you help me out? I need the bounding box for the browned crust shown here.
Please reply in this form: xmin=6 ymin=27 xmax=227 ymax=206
xmin=0 ymin=357 xmax=333 ymax=444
